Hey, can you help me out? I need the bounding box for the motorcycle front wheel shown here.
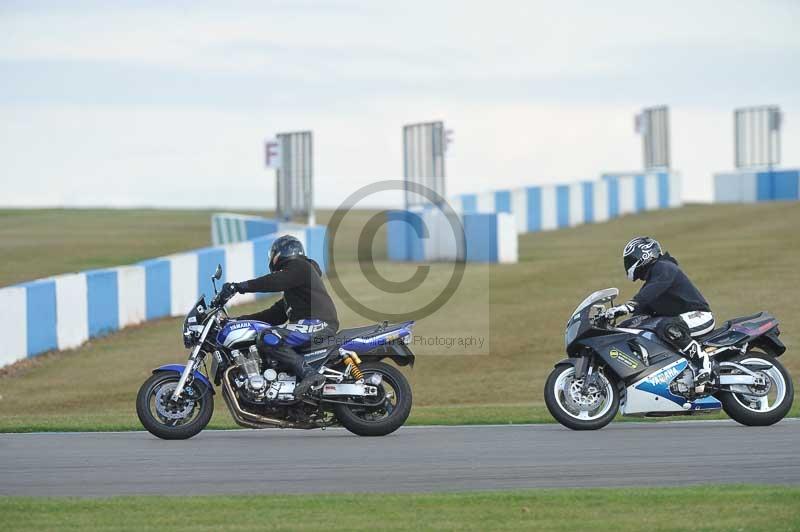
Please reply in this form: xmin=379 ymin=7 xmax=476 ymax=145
xmin=136 ymin=372 xmax=214 ymax=440
xmin=333 ymin=361 xmax=412 ymax=437
xmin=544 ymin=364 xmax=619 ymax=430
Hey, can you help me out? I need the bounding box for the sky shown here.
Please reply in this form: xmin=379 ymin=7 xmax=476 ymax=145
xmin=1 ymin=0 xmax=799 ymax=209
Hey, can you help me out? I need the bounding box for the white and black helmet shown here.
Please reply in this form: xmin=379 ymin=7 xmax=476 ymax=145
xmin=623 ymin=236 xmax=662 ymax=281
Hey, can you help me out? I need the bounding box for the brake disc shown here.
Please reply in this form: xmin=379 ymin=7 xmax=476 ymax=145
xmin=155 ymin=383 xmax=196 ymax=420
xmin=564 ymin=378 xmax=602 ymax=411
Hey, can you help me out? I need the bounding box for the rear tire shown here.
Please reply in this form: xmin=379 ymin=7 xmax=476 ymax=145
xmin=719 ymin=352 xmax=793 ymax=427
xmin=545 ymin=364 xmax=619 ymax=430
xmin=333 ymin=362 xmax=412 ymax=437
xmin=136 ymin=372 xmax=214 ymax=440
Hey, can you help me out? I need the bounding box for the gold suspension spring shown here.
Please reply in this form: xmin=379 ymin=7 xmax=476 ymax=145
xmin=344 ymin=354 xmax=364 ymax=380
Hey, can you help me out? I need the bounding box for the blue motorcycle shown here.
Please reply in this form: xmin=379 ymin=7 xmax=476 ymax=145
xmin=136 ymin=265 xmax=415 ymax=439
xmin=545 ymin=288 xmax=793 ymax=430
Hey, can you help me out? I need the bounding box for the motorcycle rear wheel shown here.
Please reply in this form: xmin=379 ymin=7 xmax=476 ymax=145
xmin=719 ymin=351 xmax=793 ymax=427
xmin=333 ymin=361 xmax=412 ymax=436
xmin=136 ymin=372 xmax=214 ymax=440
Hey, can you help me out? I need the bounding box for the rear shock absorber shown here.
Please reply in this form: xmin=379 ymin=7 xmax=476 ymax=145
xmin=342 ymin=350 xmax=364 ymax=380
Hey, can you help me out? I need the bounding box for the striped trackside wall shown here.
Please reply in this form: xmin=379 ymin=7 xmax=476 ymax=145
xmin=24 ymin=279 xmax=57 ymax=357
xmin=54 ymin=273 xmax=88 ymax=350
xmin=212 ymin=213 xmax=281 ymax=246
xmin=0 ymin=286 xmax=27 ymax=366
xmin=386 ymin=209 xmax=517 ymax=263
xmin=1 ymin=225 xmax=329 ymax=368
xmin=451 ymin=172 xmax=681 ymax=236
xmin=116 ymin=265 xmax=146 ymax=328
xmin=714 ymin=169 xmax=799 ymax=203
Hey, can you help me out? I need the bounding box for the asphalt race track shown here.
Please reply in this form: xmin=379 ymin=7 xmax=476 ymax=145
xmin=2 ymin=420 xmax=799 ymax=497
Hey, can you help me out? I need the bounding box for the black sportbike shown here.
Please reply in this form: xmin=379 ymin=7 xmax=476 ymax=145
xmin=545 ymin=288 xmax=793 ymax=430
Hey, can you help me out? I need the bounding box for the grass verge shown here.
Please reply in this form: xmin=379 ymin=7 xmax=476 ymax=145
xmin=1 ymin=485 xmax=799 ymax=531
xmin=1 ymin=203 xmax=798 ymax=432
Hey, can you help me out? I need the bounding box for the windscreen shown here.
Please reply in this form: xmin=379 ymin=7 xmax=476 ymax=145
xmin=571 ymin=288 xmax=619 ymax=317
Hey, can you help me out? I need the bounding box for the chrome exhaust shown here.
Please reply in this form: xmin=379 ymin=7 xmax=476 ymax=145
xmin=221 ymin=366 xmax=312 ymax=429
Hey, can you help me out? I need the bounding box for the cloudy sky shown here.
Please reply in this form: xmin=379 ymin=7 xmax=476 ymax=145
xmin=1 ymin=0 xmax=798 ymax=209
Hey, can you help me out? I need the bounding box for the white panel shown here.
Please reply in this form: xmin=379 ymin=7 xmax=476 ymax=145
xmin=447 ymin=195 xmax=462 ymax=214
xmin=169 ymin=253 xmax=199 ymax=317
xmin=645 ymin=174 xmax=659 ymax=210
xmin=669 ymin=172 xmax=682 ymax=207
xmin=540 ymin=186 xmax=557 ymax=230
xmin=568 ymin=183 xmax=583 ymax=226
xmin=496 ymin=213 xmax=518 ymax=263
xmin=54 ymin=273 xmax=89 ymax=350
xmin=511 ymin=189 xmax=527 ymax=233
xmin=740 ymin=172 xmax=757 ymax=202
xmin=224 ymin=241 xmax=256 ymax=304
xmin=0 ymin=286 xmax=27 ymax=366
xmin=116 ymin=265 xmax=146 ymax=327
xmin=593 ymin=180 xmax=609 ymax=222
xmin=211 ymin=214 xmax=222 ymax=246
xmin=422 ymin=209 xmax=459 ymax=261
xmin=476 ymin=192 xmax=495 ymax=213
xmin=422 ymin=210 xmax=438 ymax=261
xmin=618 ymin=176 xmax=636 ymax=215
xmin=714 ymin=173 xmax=742 ymax=203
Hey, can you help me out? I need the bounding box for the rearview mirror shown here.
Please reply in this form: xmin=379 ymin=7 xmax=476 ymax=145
xmin=214 ymin=264 xmax=222 ymax=280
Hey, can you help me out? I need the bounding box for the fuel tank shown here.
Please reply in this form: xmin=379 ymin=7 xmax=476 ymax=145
xmin=216 ymin=320 xmax=271 ymax=348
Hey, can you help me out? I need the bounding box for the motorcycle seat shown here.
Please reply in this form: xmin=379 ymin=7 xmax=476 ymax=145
xmin=699 ymin=312 xmax=771 ymax=346
xmin=292 ymin=323 xmax=406 ymax=355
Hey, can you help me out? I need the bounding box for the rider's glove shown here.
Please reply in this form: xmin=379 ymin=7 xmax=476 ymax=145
xmin=605 ymin=302 xmax=636 ymax=320
xmin=219 ymin=282 xmax=240 ymax=300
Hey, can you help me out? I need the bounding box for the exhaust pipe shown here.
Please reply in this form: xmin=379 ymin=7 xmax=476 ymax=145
xmin=221 ymin=366 xmax=307 ymax=429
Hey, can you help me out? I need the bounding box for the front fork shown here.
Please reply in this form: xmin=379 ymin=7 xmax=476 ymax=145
xmin=171 ymin=318 xmax=215 ymax=401
xmin=171 ymin=345 xmax=203 ymax=401
xmin=574 ymin=354 xmax=604 ymax=394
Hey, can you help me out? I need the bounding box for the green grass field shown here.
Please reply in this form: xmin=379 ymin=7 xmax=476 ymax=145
xmin=2 ymin=485 xmax=799 ymax=531
xmin=0 ymin=203 xmax=798 ymax=431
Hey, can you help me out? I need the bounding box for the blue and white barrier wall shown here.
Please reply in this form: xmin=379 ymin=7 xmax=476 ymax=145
xmin=451 ymin=172 xmax=681 ymax=234
xmin=714 ymin=169 xmax=800 ymax=203
xmin=0 ymin=226 xmax=328 ymax=368
xmin=212 ymin=213 xmax=317 ymax=246
xmin=387 ymin=209 xmax=518 ymax=264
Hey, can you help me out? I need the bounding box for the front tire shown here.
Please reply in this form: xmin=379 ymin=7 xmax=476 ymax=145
xmin=333 ymin=361 xmax=412 ymax=437
xmin=719 ymin=352 xmax=794 ymax=427
xmin=545 ymin=364 xmax=619 ymax=430
xmin=136 ymin=372 xmax=214 ymax=440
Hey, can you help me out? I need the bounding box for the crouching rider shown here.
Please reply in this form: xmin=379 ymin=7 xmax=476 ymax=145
xmin=605 ymin=237 xmax=716 ymax=388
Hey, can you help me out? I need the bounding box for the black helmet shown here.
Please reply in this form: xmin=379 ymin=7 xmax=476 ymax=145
xmin=623 ymin=236 xmax=662 ymax=281
xmin=269 ymin=234 xmax=305 ymax=272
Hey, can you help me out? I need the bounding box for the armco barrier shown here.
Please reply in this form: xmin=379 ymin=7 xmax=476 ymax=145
xmin=450 ymin=171 xmax=681 ymax=234
xmin=387 ymin=209 xmax=518 ymax=263
xmin=714 ymin=169 xmax=799 ymax=203
xmin=0 ymin=225 xmax=327 ymax=368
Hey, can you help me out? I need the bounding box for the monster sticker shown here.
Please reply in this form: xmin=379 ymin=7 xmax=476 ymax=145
xmin=609 ymin=348 xmax=639 ymax=369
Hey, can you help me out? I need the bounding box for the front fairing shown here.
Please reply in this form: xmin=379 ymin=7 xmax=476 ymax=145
xmin=565 ymin=288 xmax=619 ymax=351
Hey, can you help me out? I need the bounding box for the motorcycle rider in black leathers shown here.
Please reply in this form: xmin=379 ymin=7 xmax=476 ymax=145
xmin=218 ymin=234 xmax=339 ymax=397
xmin=605 ymin=237 xmax=716 ymax=387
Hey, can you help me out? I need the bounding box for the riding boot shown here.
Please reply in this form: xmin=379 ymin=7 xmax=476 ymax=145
xmin=682 ymin=340 xmax=712 ymax=389
xmin=294 ymin=367 xmax=325 ymax=397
